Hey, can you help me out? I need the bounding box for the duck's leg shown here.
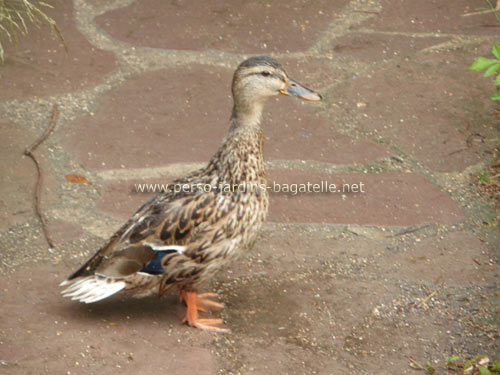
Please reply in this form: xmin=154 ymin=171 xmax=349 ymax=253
xmin=178 ymin=291 xmax=224 ymax=312
xmin=180 ymin=290 xmax=229 ymax=332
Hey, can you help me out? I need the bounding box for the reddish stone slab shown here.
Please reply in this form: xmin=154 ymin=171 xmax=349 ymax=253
xmin=46 ymin=219 xmax=84 ymax=246
xmin=280 ymin=56 xmax=345 ymax=90
xmin=0 ymin=1 xmax=117 ymax=101
xmin=65 ymin=66 xmax=390 ymax=170
xmin=0 ymin=265 xmax=216 ymax=374
xmin=355 ymin=0 xmax=500 ymax=36
xmin=97 ymin=171 xmax=464 ymax=226
xmin=95 ymin=0 xmax=349 ymax=53
xmin=328 ymin=33 xmax=448 ymax=63
xmin=266 ymin=98 xmax=390 ymax=164
xmin=97 ymin=178 xmax=162 ymax=220
xmin=267 ymin=170 xmax=464 ymax=225
xmin=382 ymin=232 xmax=496 ymax=286
xmin=330 ymin=41 xmax=499 ymax=172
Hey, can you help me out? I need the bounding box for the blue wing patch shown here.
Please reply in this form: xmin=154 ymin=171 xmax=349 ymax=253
xmin=140 ymin=250 xmax=177 ymax=275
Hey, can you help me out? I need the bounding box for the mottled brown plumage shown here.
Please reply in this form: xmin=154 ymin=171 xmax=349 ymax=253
xmin=61 ymin=56 xmax=321 ymax=331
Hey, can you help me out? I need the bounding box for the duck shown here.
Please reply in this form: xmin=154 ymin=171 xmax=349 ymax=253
xmin=60 ymin=56 xmax=322 ymax=332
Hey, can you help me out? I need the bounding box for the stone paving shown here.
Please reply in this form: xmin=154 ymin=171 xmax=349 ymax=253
xmin=0 ymin=0 xmax=499 ymax=374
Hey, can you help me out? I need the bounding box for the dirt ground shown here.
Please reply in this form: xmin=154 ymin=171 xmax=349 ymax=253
xmin=0 ymin=1 xmax=499 ymax=374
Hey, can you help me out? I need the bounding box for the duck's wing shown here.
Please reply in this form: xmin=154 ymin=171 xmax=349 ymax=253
xmin=64 ymin=189 xmax=220 ymax=282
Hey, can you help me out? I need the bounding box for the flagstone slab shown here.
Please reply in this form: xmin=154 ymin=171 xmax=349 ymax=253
xmin=355 ymin=0 xmax=500 ymax=36
xmin=0 ymin=1 xmax=117 ymax=102
xmin=0 ymin=265 xmax=216 ymax=375
xmin=95 ymin=0 xmax=349 ymax=53
xmin=45 ymin=219 xmax=84 ymax=246
xmin=328 ymin=33 xmax=448 ymax=64
xmin=268 ymin=170 xmax=464 ymax=225
xmin=279 ymin=56 xmax=345 ymax=89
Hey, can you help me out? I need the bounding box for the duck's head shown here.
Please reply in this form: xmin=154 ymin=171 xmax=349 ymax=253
xmin=231 ymin=56 xmax=321 ymax=122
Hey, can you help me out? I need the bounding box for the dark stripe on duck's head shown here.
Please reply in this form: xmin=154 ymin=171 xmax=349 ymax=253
xmin=238 ymin=56 xmax=283 ymax=70
xmin=243 ymin=70 xmax=286 ymax=83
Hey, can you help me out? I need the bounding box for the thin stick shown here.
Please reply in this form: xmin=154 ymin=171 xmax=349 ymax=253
xmin=394 ymin=223 xmax=430 ymax=236
xmin=463 ymin=0 xmax=500 ymax=16
xmin=408 ymin=357 xmax=424 ymax=371
xmin=462 ymin=9 xmax=497 ymax=16
xmin=417 ymin=288 xmax=439 ymax=308
xmin=352 ymin=10 xmax=380 ymax=15
xmin=24 ymin=104 xmax=58 ymax=248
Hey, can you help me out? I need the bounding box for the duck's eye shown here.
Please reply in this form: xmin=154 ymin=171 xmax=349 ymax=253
xmin=261 ymin=71 xmax=271 ymax=77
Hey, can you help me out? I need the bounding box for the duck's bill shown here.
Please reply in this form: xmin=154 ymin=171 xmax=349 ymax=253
xmin=280 ymin=79 xmax=322 ymax=101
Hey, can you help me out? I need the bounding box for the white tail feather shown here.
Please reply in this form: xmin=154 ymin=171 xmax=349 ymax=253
xmin=61 ymin=276 xmax=126 ymax=303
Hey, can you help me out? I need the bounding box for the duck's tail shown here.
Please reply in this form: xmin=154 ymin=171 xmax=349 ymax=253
xmin=60 ymin=275 xmax=126 ymax=303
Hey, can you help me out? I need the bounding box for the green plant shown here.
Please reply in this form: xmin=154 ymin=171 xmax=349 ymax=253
xmin=447 ymin=355 xmax=500 ymax=374
xmin=478 ymin=169 xmax=491 ymax=184
xmin=469 ymin=44 xmax=500 ymax=101
xmin=459 ymin=355 xmax=499 ymax=375
xmin=410 ymin=355 xmax=500 ymax=374
xmin=0 ymin=0 xmax=62 ymax=62
xmin=409 ymin=357 xmax=436 ymax=374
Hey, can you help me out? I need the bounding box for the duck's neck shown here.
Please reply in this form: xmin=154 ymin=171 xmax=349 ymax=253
xmin=230 ymin=100 xmax=265 ymax=130
xmin=207 ymin=104 xmax=266 ymax=185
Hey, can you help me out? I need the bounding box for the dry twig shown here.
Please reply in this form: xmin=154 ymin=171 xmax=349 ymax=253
xmin=462 ymin=9 xmax=497 ymax=16
xmin=24 ymin=104 xmax=58 ymax=248
xmin=393 ymin=223 xmax=430 ymax=236
xmin=352 ymin=10 xmax=380 ymax=15
xmin=463 ymin=0 xmax=500 ymax=17
xmin=416 ymin=288 xmax=440 ymax=308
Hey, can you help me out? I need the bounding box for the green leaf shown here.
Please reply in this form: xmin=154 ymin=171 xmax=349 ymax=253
xmin=491 ymin=361 xmax=500 ymax=371
xmin=426 ymin=361 xmax=436 ymax=374
xmin=448 ymin=356 xmax=461 ymax=362
xmin=479 ymin=170 xmax=490 ymax=183
xmin=470 ymin=57 xmax=498 ymax=71
xmin=493 ymin=44 xmax=500 ymax=59
xmin=484 ymin=62 xmax=500 ymax=77
xmin=491 ymin=90 xmax=500 ymax=101
xmin=495 ymin=75 xmax=500 ymax=86
xmin=478 ymin=366 xmax=492 ymax=375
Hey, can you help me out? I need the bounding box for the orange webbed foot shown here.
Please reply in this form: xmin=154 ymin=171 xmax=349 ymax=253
xmin=180 ymin=290 xmax=229 ymax=333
